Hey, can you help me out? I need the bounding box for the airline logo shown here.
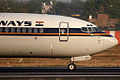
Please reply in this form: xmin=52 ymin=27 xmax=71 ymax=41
xmin=35 ymin=21 xmax=44 ymax=26
xmin=0 ymin=20 xmax=44 ymax=26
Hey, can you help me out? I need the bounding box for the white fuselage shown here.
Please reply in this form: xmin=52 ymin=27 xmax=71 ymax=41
xmin=0 ymin=13 xmax=118 ymax=57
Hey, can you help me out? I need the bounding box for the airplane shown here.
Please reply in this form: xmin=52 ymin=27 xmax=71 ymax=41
xmin=0 ymin=13 xmax=118 ymax=70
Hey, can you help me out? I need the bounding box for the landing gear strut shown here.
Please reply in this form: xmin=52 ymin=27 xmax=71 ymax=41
xmin=68 ymin=56 xmax=76 ymax=71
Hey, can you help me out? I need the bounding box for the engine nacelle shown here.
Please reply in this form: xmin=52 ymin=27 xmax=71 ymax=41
xmin=71 ymin=55 xmax=91 ymax=62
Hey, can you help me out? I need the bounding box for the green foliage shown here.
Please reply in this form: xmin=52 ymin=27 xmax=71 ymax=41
xmin=84 ymin=0 xmax=120 ymax=19
xmin=0 ymin=0 xmax=119 ymax=20
xmin=0 ymin=0 xmax=42 ymax=13
xmin=25 ymin=0 xmax=42 ymax=13
xmin=52 ymin=1 xmax=86 ymax=19
xmin=84 ymin=0 xmax=97 ymax=19
xmin=53 ymin=2 xmax=73 ymax=16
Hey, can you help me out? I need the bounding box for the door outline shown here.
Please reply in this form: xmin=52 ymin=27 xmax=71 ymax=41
xmin=59 ymin=22 xmax=69 ymax=42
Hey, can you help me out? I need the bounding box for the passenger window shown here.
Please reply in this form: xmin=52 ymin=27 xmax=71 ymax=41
xmin=39 ymin=28 xmax=43 ymax=33
xmin=28 ymin=28 xmax=32 ymax=33
xmin=17 ymin=28 xmax=21 ymax=33
xmin=5 ymin=28 xmax=9 ymax=32
xmin=11 ymin=28 xmax=15 ymax=33
xmin=22 ymin=28 xmax=27 ymax=33
xmin=34 ymin=28 xmax=38 ymax=33
xmin=60 ymin=28 xmax=66 ymax=34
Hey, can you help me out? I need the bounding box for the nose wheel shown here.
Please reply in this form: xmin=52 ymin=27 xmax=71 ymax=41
xmin=68 ymin=63 xmax=76 ymax=71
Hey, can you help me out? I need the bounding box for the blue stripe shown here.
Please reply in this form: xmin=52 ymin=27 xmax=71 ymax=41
xmin=0 ymin=27 xmax=105 ymax=33
xmin=0 ymin=27 xmax=112 ymax=37
xmin=44 ymin=28 xmax=59 ymax=33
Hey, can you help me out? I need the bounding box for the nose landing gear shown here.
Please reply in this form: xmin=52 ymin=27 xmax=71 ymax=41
xmin=68 ymin=55 xmax=91 ymax=71
xmin=68 ymin=62 xmax=76 ymax=71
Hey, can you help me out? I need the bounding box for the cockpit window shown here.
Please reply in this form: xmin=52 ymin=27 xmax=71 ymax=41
xmin=81 ymin=27 xmax=88 ymax=32
xmin=88 ymin=27 xmax=94 ymax=32
xmin=81 ymin=27 xmax=103 ymax=33
xmin=93 ymin=27 xmax=102 ymax=32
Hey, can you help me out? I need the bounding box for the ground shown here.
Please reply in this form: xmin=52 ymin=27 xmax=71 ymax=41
xmin=0 ymin=45 xmax=120 ymax=67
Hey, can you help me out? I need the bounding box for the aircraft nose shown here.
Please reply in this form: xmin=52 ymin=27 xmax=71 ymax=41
xmin=103 ymin=37 xmax=118 ymax=50
xmin=110 ymin=37 xmax=118 ymax=46
xmin=113 ymin=38 xmax=118 ymax=46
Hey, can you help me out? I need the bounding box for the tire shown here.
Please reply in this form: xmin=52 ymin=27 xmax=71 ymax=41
xmin=68 ymin=63 xmax=76 ymax=71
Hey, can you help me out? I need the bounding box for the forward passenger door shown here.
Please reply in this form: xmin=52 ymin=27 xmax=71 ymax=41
xmin=59 ymin=22 xmax=69 ymax=42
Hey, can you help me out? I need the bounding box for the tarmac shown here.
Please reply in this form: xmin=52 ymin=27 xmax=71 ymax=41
xmin=0 ymin=67 xmax=120 ymax=78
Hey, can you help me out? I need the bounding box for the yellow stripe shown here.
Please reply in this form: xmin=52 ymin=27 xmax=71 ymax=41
xmin=0 ymin=32 xmax=109 ymax=36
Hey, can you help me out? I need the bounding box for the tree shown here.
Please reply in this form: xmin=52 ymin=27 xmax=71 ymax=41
xmin=71 ymin=1 xmax=86 ymax=19
xmin=0 ymin=0 xmax=119 ymax=20
xmin=0 ymin=0 xmax=42 ymax=13
xmin=83 ymin=0 xmax=120 ymax=19
xmin=53 ymin=1 xmax=73 ymax=16
xmin=25 ymin=0 xmax=42 ymax=13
